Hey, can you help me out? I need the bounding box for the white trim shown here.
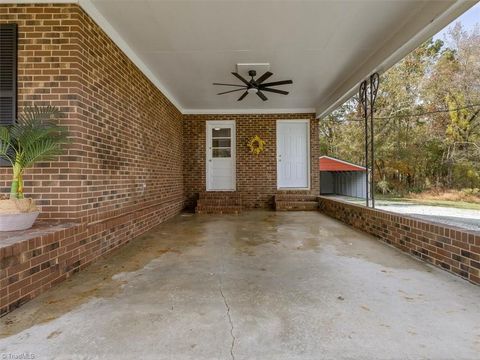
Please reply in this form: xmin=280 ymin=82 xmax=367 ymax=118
xmin=276 ymin=119 xmax=311 ymax=191
xmin=316 ymin=0 xmax=476 ymax=118
xmin=1 ymin=0 xmax=185 ymax=112
xmin=78 ymin=0 xmax=184 ymax=112
xmin=184 ymin=108 xmax=316 ymax=115
xmin=319 ymin=155 xmax=366 ymax=171
xmin=206 ymin=120 xmax=236 ymax=192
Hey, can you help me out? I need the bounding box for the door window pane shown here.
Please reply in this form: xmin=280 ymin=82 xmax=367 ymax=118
xmin=212 ymin=138 xmax=231 ymax=147
xmin=212 ymin=128 xmax=231 ymax=138
xmin=212 ymin=148 xmax=231 ymax=158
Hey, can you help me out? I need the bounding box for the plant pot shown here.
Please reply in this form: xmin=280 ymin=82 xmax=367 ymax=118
xmin=0 ymin=211 xmax=40 ymax=231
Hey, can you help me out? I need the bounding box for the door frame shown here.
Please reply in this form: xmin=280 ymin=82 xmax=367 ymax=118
xmin=276 ymin=119 xmax=311 ymax=190
xmin=206 ymin=120 xmax=236 ymax=191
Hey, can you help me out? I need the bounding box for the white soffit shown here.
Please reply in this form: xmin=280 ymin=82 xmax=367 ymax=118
xmin=2 ymin=0 xmax=477 ymax=116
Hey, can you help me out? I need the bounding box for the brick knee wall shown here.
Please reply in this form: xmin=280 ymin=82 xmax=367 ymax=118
xmin=0 ymin=200 xmax=182 ymax=316
xmin=319 ymin=197 xmax=480 ymax=285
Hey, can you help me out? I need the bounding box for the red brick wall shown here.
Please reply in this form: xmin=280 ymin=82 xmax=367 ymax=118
xmin=0 ymin=4 xmax=84 ymax=220
xmin=0 ymin=4 xmax=184 ymax=223
xmin=183 ymin=114 xmax=319 ymax=209
xmin=73 ymin=7 xmax=184 ymax=224
xmin=0 ymin=3 xmax=185 ymax=315
xmin=319 ymin=196 xmax=480 ymax=285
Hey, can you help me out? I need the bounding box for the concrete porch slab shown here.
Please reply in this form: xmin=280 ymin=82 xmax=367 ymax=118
xmin=0 ymin=211 xmax=479 ymax=359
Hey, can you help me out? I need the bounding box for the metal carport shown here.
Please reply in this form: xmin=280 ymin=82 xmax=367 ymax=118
xmin=319 ymin=156 xmax=368 ymax=198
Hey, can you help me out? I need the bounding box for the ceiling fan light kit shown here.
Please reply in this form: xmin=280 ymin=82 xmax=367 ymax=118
xmin=213 ymin=70 xmax=293 ymax=101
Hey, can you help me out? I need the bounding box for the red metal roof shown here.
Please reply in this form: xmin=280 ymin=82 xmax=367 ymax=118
xmin=319 ymin=156 xmax=366 ymax=172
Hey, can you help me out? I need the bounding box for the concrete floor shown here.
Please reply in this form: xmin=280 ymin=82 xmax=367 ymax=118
xmin=1 ymin=211 xmax=480 ymax=360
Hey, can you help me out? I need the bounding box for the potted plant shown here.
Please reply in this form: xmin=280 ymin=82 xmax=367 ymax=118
xmin=0 ymin=106 xmax=68 ymax=231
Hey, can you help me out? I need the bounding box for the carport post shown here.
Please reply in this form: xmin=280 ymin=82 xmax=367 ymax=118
xmin=359 ymin=80 xmax=369 ymax=207
xmin=358 ymin=73 xmax=380 ymax=208
xmin=369 ymin=73 xmax=380 ymax=208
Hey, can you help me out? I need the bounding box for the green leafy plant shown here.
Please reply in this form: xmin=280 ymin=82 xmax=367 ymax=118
xmin=0 ymin=106 xmax=68 ymax=199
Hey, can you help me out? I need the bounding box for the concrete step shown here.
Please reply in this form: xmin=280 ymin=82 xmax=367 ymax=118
xmin=275 ymin=201 xmax=318 ymax=211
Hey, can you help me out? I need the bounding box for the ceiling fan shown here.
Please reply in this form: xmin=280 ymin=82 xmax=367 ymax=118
xmin=213 ymin=70 xmax=293 ymax=101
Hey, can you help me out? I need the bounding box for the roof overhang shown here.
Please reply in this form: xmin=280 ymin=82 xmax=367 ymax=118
xmin=3 ymin=0 xmax=478 ymax=117
xmin=319 ymin=156 xmax=366 ymax=172
xmin=317 ymin=0 xmax=477 ymax=118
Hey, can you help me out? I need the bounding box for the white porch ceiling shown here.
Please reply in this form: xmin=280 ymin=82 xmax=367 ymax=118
xmin=14 ymin=0 xmax=476 ymax=115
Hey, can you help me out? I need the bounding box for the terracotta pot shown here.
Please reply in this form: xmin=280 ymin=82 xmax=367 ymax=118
xmin=0 ymin=211 xmax=40 ymax=231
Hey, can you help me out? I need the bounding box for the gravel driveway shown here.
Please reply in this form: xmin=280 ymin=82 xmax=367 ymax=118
xmin=376 ymin=203 xmax=480 ymax=232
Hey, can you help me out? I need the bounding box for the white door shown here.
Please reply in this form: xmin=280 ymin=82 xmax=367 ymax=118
xmin=206 ymin=121 xmax=236 ymax=191
xmin=277 ymin=120 xmax=310 ymax=189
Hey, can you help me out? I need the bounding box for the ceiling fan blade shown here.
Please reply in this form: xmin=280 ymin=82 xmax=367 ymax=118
xmin=260 ymin=80 xmax=293 ymax=87
xmin=261 ymin=88 xmax=289 ymax=95
xmin=257 ymin=91 xmax=268 ymax=101
xmin=213 ymin=83 xmax=247 ymax=87
xmin=237 ymin=91 xmax=248 ymax=101
xmin=217 ymin=88 xmax=246 ymax=95
xmin=231 ymin=72 xmax=250 ymax=86
xmin=256 ymin=71 xmax=273 ymax=84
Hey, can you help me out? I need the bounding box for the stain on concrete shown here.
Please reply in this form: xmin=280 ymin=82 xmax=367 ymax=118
xmin=46 ymin=330 xmax=61 ymax=339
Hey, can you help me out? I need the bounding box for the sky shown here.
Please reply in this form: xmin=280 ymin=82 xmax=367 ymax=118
xmin=434 ymin=2 xmax=480 ymax=40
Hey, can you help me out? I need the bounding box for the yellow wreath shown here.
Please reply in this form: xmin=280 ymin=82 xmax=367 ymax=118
xmin=247 ymin=135 xmax=266 ymax=155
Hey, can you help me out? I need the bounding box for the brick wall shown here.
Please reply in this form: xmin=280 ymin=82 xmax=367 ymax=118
xmin=319 ymin=196 xmax=480 ymax=285
xmin=0 ymin=4 xmax=184 ymax=222
xmin=183 ymin=113 xmax=319 ymax=209
xmin=0 ymin=4 xmax=83 ymax=220
xmin=0 ymin=3 xmax=184 ymax=314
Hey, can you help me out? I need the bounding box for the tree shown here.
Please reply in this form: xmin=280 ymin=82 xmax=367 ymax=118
xmin=319 ymin=23 xmax=480 ymax=195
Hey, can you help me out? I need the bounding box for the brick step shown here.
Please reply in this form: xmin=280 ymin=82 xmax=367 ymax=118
xmin=274 ymin=194 xmax=318 ymax=202
xmin=275 ymin=201 xmax=319 ymax=211
xmin=196 ymin=192 xmax=243 ymax=214
xmin=198 ymin=191 xmax=241 ymax=200
xmin=195 ymin=205 xmax=242 ymax=214
xmin=197 ymin=199 xmax=242 ymax=206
